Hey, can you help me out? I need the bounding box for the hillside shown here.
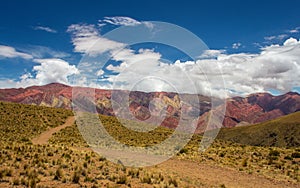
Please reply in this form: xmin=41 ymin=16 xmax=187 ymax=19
xmin=0 ymin=102 xmax=299 ymax=187
xmin=221 ymin=92 xmax=300 ymax=127
xmin=217 ymin=111 xmax=300 ymax=147
xmin=0 ymin=102 xmax=188 ymax=187
xmin=1 ymin=83 xmax=300 ymax=130
xmin=0 ymin=101 xmax=73 ymax=143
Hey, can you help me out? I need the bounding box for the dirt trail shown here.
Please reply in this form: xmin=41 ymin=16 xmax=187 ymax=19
xmin=157 ymin=159 xmax=299 ymax=188
xmin=31 ymin=116 xmax=75 ymax=145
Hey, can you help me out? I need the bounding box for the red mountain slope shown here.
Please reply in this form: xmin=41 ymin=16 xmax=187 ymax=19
xmin=0 ymin=83 xmax=299 ymax=130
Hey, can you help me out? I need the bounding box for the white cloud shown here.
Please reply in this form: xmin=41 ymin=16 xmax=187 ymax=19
xmin=277 ymin=34 xmax=288 ymax=40
xmin=106 ymin=48 xmax=162 ymax=79
xmin=216 ymin=37 xmax=300 ymax=95
xmin=21 ymin=45 xmax=70 ymax=58
xmin=289 ymin=29 xmax=299 ymax=33
xmin=232 ymin=42 xmax=241 ymax=49
xmin=98 ymin=16 xmax=154 ymax=29
xmin=264 ymin=34 xmax=288 ymax=42
xmin=111 ymin=48 xmax=161 ymax=64
xmin=96 ymin=69 xmax=104 ymax=76
xmin=264 ymin=36 xmax=276 ymax=41
xmin=0 ymin=79 xmax=17 ymax=88
xmin=101 ymin=16 xmax=141 ymax=26
xmin=17 ymin=58 xmax=79 ymax=87
xmin=0 ymin=45 xmax=33 ymax=59
xmin=34 ymin=26 xmax=57 ymax=33
xmin=288 ymin=26 xmax=300 ymax=33
xmin=199 ymin=50 xmax=226 ymax=59
xmin=283 ymin=37 xmax=299 ymax=46
xmin=94 ymin=38 xmax=300 ymax=98
xmin=67 ymin=24 xmax=125 ymax=56
xmin=67 ymin=21 xmax=300 ymax=97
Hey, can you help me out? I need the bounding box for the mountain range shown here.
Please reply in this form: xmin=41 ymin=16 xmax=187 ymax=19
xmin=0 ymin=83 xmax=299 ymax=131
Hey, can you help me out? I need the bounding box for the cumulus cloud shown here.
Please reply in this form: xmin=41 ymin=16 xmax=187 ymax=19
xmin=111 ymin=48 xmax=161 ymax=64
xmin=0 ymin=45 xmax=33 ymax=59
xmin=283 ymin=37 xmax=299 ymax=46
xmin=212 ymin=37 xmax=300 ymax=95
xmin=67 ymin=20 xmax=300 ymax=97
xmin=199 ymin=50 xmax=226 ymax=59
xmin=91 ymin=38 xmax=300 ymax=97
xmin=34 ymin=26 xmax=57 ymax=33
xmin=16 ymin=58 xmax=79 ymax=87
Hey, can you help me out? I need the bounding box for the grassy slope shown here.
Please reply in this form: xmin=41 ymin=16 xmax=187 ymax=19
xmin=0 ymin=101 xmax=299 ymax=187
xmin=0 ymin=102 xmax=195 ymax=187
xmin=52 ymin=111 xmax=300 ymax=184
xmin=0 ymin=101 xmax=73 ymax=143
xmin=217 ymin=111 xmax=300 ymax=147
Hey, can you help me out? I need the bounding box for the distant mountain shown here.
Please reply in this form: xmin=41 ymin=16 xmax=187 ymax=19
xmin=216 ymin=111 xmax=300 ymax=147
xmin=222 ymin=92 xmax=300 ymax=127
xmin=0 ymin=83 xmax=212 ymax=129
xmin=0 ymin=83 xmax=72 ymax=108
xmin=0 ymin=83 xmax=299 ymax=131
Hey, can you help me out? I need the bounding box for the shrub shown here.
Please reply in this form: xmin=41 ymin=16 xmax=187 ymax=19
xmin=12 ymin=178 xmax=20 ymax=185
xmin=21 ymin=178 xmax=27 ymax=186
xmin=284 ymin=155 xmax=293 ymax=160
xmin=116 ymin=175 xmax=127 ymax=184
xmin=242 ymin=158 xmax=248 ymax=167
xmin=72 ymin=171 xmax=80 ymax=184
xmin=128 ymin=169 xmax=139 ymax=178
xmin=62 ymin=177 xmax=67 ymax=183
xmin=179 ymin=148 xmax=188 ymax=154
xmin=291 ymin=152 xmax=300 ymax=158
xmin=83 ymin=162 xmax=88 ymax=168
xmin=168 ymin=177 xmax=178 ymax=187
xmin=29 ymin=178 xmax=37 ymax=188
xmin=141 ymin=174 xmax=152 ymax=184
xmin=269 ymin=150 xmax=280 ymax=157
xmin=54 ymin=168 xmax=63 ymax=180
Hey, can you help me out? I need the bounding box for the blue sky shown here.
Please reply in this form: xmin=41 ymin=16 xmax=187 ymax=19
xmin=0 ymin=0 xmax=300 ymax=96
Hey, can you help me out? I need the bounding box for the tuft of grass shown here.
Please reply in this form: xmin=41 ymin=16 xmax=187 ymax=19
xmin=54 ymin=168 xmax=63 ymax=180
xmin=72 ymin=170 xmax=80 ymax=184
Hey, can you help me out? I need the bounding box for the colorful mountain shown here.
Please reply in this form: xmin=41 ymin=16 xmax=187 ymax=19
xmin=0 ymin=83 xmax=299 ymax=131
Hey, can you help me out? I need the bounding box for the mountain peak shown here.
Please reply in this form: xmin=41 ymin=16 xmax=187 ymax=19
xmin=37 ymin=82 xmax=69 ymax=88
xmin=26 ymin=82 xmax=70 ymax=90
xmin=286 ymin=91 xmax=300 ymax=96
